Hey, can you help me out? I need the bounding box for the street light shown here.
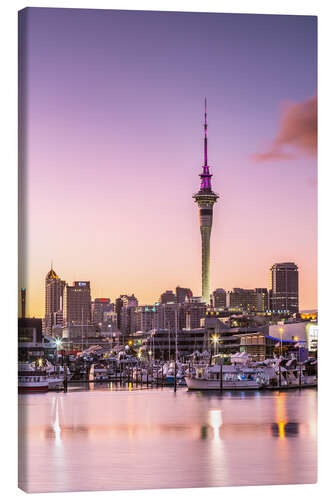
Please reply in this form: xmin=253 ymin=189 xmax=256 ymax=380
xmin=55 ymin=338 xmax=62 ymax=364
xmin=212 ymin=335 xmax=219 ymax=356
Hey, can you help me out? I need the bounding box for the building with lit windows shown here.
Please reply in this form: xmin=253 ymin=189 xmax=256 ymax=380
xmin=64 ymin=281 xmax=92 ymax=326
xmin=228 ymin=288 xmax=256 ymax=312
xmin=92 ymin=298 xmax=113 ymax=325
xmin=254 ymin=288 xmax=269 ymax=313
xmin=213 ymin=288 xmax=227 ymax=308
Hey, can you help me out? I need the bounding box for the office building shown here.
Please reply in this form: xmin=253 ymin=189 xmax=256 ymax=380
xmin=213 ymin=288 xmax=227 ymax=308
xmin=44 ymin=267 xmax=66 ymax=335
xmin=92 ymin=298 xmax=113 ymax=325
xmin=254 ymin=288 xmax=269 ymax=313
xmin=269 ymin=262 xmax=299 ymax=313
xmin=228 ymin=288 xmax=256 ymax=312
xmin=64 ymin=281 xmax=92 ymax=326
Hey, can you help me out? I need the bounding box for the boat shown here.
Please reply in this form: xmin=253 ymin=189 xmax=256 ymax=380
xmin=185 ymin=362 xmax=271 ymax=390
xmin=164 ymin=361 xmax=185 ymax=385
xmin=18 ymin=362 xmax=49 ymax=393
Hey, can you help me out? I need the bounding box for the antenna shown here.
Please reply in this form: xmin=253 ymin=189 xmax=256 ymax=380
xmin=204 ymin=98 xmax=208 ymax=165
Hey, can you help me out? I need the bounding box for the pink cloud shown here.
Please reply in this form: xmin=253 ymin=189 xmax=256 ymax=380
xmin=251 ymin=96 xmax=317 ymax=162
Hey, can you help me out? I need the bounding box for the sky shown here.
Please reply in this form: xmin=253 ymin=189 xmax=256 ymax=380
xmin=18 ymin=8 xmax=317 ymax=317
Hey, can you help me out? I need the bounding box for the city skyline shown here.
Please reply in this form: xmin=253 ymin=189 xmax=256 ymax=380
xmin=31 ymin=260 xmax=305 ymax=319
xmin=19 ymin=9 xmax=317 ymax=316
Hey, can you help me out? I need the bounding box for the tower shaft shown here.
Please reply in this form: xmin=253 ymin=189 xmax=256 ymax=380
xmin=200 ymin=226 xmax=212 ymax=304
xmin=193 ymin=99 xmax=219 ymax=305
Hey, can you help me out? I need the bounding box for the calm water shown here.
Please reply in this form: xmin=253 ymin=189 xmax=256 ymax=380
xmin=18 ymin=384 xmax=317 ymax=493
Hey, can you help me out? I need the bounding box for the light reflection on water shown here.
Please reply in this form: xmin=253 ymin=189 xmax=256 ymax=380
xmin=18 ymin=386 xmax=317 ymax=493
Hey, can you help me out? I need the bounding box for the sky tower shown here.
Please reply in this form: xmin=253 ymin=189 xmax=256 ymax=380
xmin=193 ymin=99 xmax=219 ymax=304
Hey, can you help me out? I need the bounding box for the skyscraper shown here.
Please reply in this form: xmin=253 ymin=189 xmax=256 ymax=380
xmin=254 ymin=288 xmax=269 ymax=313
xmin=44 ymin=267 xmax=66 ymax=335
xmin=64 ymin=281 xmax=92 ymax=326
xmin=91 ymin=298 xmax=113 ymax=326
xmin=269 ymin=262 xmax=299 ymax=313
xmin=193 ymin=100 xmax=219 ymax=304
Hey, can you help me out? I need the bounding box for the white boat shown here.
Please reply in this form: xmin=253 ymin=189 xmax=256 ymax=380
xmin=18 ymin=362 xmax=49 ymax=393
xmin=185 ymin=363 xmax=270 ymax=390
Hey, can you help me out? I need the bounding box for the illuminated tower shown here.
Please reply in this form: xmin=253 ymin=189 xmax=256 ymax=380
xmin=193 ymin=99 xmax=219 ymax=304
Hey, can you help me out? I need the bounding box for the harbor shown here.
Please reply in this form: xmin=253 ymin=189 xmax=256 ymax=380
xmin=18 ymin=349 xmax=318 ymax=393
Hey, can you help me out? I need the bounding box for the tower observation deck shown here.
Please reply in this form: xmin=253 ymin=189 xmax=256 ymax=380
xmin=193 ymin=99 xmax=219 ymax=304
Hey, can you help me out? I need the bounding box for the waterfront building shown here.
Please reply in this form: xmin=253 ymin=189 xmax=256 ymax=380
xmin=213 ymin=288 xmax=227 ymax=308
xmin=64 ymin=281 xmax=92 ymax=326
xmin=193 ymin=99 xmax=219 ymax=304
xmin=91 ymin=298 xmax=113 ymax=326
xmin=18 ymin=317 xmax=57 ymax=362
xmin=44 ymin=267 xmax=66 ymax=335
xmin=143 ymin=327 xmax=207 ymax=360
xmin=269 ymin=262 xmax=299 ymax=313
xmin=306 ymin=322 xmax=318 ymax=353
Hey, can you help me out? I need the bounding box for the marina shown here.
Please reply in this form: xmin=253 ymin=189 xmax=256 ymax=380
xmin=18 ymin=350 xmax=317 ymax=393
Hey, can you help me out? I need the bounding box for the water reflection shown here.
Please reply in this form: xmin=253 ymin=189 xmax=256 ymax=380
xmin=271 ymin=422 xmax=299 ymax=438
xmin=52 ymin=397 xmax=62 ymax=446
xmin=18 ymin=388 xmax=317 ymax=493
xmin=209 ymin=409 xmax=222 ymax=441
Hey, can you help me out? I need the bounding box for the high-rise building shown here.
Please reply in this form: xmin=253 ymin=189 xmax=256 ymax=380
xmin=91 ymin=298 xmax=113 ymax=325
xmin=229 ymin=288 xmax=256 ymax=312
xmin=160 ymin=290 xmax=176 ymax=304
xmin=193 ymin=99 xmax=219 ymax=304
xmin=157 ymin=300 xmax=206 ymax=331
xmin=119 ymin=294 xmax=139 ymax=336
xmin=176 ymin=286 xmax=193 ymax=303
xmin=44 ymin=267 xmax=66 ymax=335
xmin=213 ymin=288 xmax=227 ymax=308
xmin=254 ymin=288 xmax=269 ymax=313
xmin=269 ymin=262 xmax=299 ymax=313
xmin=115 ymin=295 xmax=128 ymax=330
xmin=134 ymin=305 xmax=158 ymax=332
xmin=64 ymin=281 xmax=92 ymax=326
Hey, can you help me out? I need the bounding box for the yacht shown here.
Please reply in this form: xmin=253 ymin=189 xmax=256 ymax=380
xmin=18 ymin=362 xmax=49 ymax=392
xmin=185 ymin=362 xmax=270 ymax=390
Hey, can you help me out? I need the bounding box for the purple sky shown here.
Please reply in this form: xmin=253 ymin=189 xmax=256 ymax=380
xmin=19 ymin=8 xmax=317 ymax=316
